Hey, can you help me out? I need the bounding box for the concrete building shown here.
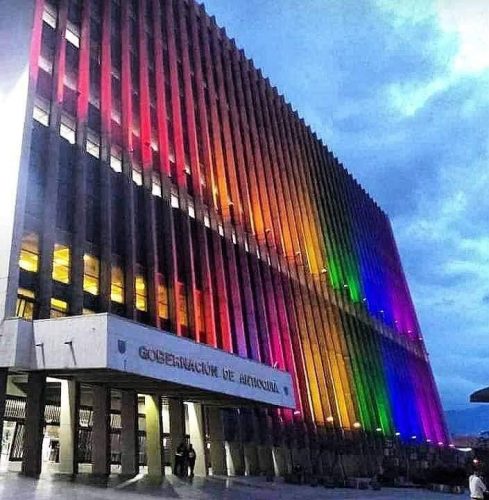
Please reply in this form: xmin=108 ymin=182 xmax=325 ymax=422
xmin=0 ymin=0 xmax=448 ymax=479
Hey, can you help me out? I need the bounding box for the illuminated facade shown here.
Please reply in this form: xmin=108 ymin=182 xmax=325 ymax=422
xmin=0 ymin=0 xmax=448 ymax=479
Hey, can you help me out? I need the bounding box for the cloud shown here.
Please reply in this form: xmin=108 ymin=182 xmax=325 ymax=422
xmin=203 ymin=0 xmax=489 ymax=412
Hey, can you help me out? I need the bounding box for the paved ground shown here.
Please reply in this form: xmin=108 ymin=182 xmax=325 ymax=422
xmin=0 ymin=472 xmax=466 ymax=499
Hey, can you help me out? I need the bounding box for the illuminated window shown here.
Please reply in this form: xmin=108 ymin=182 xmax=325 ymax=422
xmin=178 ymin=282 xmax=187 ymax=327
xmin=86 ymin=130 xmax=100 ymax=159
xmin=111 ymin=266 xmax=124 ymax=303
xmin=38 ymin=53 xmax=53 ymax=74
xmin=16 ymin=288 xmax=35 ymax=320
xmin=132 ymin=162 xmax=143 ymax=186
xmin=83 ymin=254 xmax=99 ymax=295
xmin=231 ymin=230 xmax=237 ymax=244
xmin=152 ymin=172 xmax=162 ymax=197
xmin=244 ymin=238 xmax=249 ymax=253
xmin=204 ymin=212 xmax=210 ymax=228
xmin=157 ymin=276 xmax=168 ymax=319
xmin=60 ymin=113 xmax=76 ymax=144
xmin=65 ymin=21 xmax=80 ymax=48
xmin=42 ymin=2 xmax=57 ymax=28
xmin=195 ymin=291 xmax=204 ymax=335
xmin=50 ymin=298 xmax=68 ymax=318
xmin=135 ymin=275 xmax=147 ymax=311
xmin=218 ymin=223 xmax=224 ymax=237
xmin=188 ymin=201 xmax=195 ymax=219
xmin=33 ymin=97 xmax=50 ymax=126
xmin=111 ymin=107 xmax=121 ymax=125
xmin=19 ymin=233 xmax=39 ymax=273
xmin=110 ymin=145 xmax=122 ymax=173
xmin=52 ymin=244 xmax=71 ymax=284
xmin=171 ymin=190 xmax=179 ymax=208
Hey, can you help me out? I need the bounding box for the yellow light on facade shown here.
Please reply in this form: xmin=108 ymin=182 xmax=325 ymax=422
xmin=111 ymin=266 xmax=124 ymax=304
xmin=83 ymin=254 xmax=99 ymax=295
xmin=52 ymin=244 xmax=70 ymax=284
xmin=135 ymin=275 xmax=147 ymax=312
xmin=19 ymin=233 xmax=39 ymax=272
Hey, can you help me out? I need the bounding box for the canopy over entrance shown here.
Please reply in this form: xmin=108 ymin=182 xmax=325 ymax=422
xmin=0 ymin=314 xmax=295 ymax=409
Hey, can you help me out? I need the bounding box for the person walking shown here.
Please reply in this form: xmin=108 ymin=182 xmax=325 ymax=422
xmin=469 ymin=470 xmax=488 ymax=499
xmin=187 ymin=443 xmax=196 ymax=477
xmin=174 ymin=441 xmax=186 ymax=477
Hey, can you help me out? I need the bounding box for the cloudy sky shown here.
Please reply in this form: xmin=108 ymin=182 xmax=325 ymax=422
xmin=203 ymin=0 xmax=489 ymax=411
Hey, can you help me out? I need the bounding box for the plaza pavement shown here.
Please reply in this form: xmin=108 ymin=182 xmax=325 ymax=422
xmin=0 ymin=472 xmax=466 ymax=499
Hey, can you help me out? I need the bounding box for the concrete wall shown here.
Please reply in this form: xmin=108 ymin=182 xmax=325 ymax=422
xmin=0 ymin=0 xmax=37 ymax=321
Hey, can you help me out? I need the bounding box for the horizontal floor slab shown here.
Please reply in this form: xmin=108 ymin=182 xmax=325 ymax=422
xmin=1 ymin=314 xmax=295 ymax=409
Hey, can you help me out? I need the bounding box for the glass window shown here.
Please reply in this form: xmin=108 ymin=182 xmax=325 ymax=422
xmin=52 ymin=244 xmax=71 ymax=284
xmin=157 ymin=276 xmax=168 ymax=319
xmin=111 ymin=265 xmax=124 ymax=303
xmin=50 ymin=297 xmax=68 ymax=318
xmin=135 ymin=275 xmax=147 ymax=311
xmin=33 ymin=97 xmax=50 ymax=126
xmin=178 ymin=282 xmax=187 ymax=327
xmin=86 ymin=130 xmax=100 ymax=158
xmin=110 ymin=145 xmax=122 ymax=172
xmin=132 ymin=162 xmax=143 ymax=186
xmin=60 ymin=113 xmax=76 ymax=144
xmin=152 ymin=172 xmax=162 ymax=197
xmin=42 ymin=2 xmax=57 ymax=28
xmin=65 ymin=20 xmax=80 ymax=48
xmin=188 ymin=201 xmax=195 ymax=219
xmin=16 ymin=288 xmax=35 ymax=320
xmin=171 ymin=190 xmax=179 ymax=208
xmin=38 ymin=53 xmax=53 ymax=74
xmin=19 ymin=233 xmax=39 ymax=273
xmin=83 ymin=254 xmax=99 ymax=295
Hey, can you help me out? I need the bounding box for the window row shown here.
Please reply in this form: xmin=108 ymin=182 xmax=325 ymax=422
xmin=18 ymin=234 xmax=168 ymax=317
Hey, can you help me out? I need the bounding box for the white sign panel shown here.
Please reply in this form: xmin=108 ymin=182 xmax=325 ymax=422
xmin=107 ymin=316 xmax=295 ymax=408
xmin=28 ymin=314 xmax=295 ymax=409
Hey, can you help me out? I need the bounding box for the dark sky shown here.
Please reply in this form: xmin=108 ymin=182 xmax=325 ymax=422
xmin=202 ymin=0 xmax=489 ymax=411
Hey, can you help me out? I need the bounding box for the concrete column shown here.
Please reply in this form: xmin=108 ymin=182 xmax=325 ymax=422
xmin=21 ymin=372 xmax=46 ymax=477
xmin=92 ymin=386 xmax=111 ymax=477
xmin=226 ymin=440 xmax=245 ymax=476
xmin=272 ymin=446 xmax=287 ymax=476
xmin=145 ymin=395 xmax=163 ymax=479
xmin=0 ymin=369 xmax=7 ymax=456
xmin=225 ymin=410 xmax=245 ymax=476
xmin=243 ymin=410 xmax=259 ymax=476
xmin=256 ymin=411 xmax=274 ymax=476
xmin=58 ymin=380 xmax=79 ymax=475
xmin=120 ymin=390 xmax=139 ymax=477
xmin=187 ymin=402 xmax=206 ymax=476
xmin=168 ymin=398 xmax=185 ymax=474
xmin=207 ymin=406 xmax=226 ymax=475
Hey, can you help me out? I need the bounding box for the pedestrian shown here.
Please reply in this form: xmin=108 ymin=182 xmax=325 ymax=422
xmin=469 ymin=470 xmax=488 ymax=499
xmin=187 ymin=443 xmax=196 ymax=477
xmin=174 ymin=441 xmax=186 ymax=477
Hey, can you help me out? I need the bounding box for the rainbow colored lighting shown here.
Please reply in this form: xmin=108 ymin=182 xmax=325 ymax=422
xmin=22 ymin=0 xmax=448 ymax=444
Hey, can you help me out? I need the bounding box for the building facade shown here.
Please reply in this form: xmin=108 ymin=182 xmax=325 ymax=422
xmin=0 ymin=0 xmax=448 ymax=478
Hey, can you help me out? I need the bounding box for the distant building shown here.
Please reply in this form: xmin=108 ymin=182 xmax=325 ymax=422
xmin=0 ymin=0 xmax=448 ymax=478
